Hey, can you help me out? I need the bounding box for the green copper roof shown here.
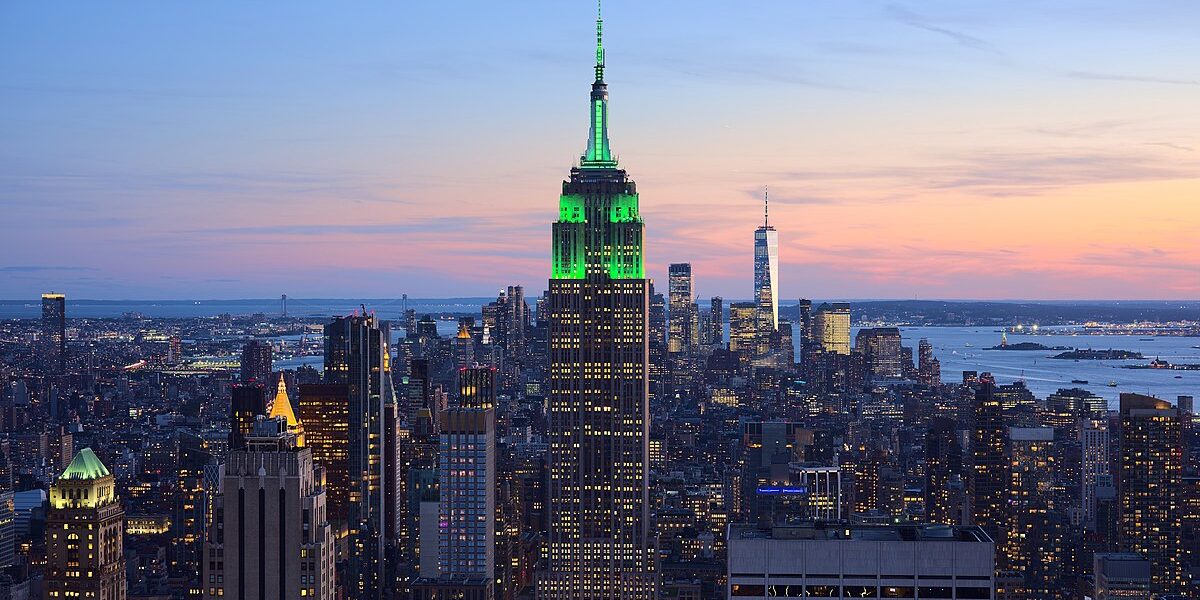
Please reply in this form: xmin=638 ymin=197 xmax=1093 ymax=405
xmin=60 ymin=447 xmax=111 ymax=480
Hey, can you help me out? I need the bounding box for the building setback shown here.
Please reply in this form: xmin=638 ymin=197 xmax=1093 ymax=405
xmin=541 ymin=6 xmax=654 ymax=598
xmin=204 ymin=418 xmax=335 ymax=600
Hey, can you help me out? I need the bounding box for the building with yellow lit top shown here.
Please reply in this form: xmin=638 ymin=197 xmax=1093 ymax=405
xmin=45 ymin=447 xmax=126 ymax=600
xmin=541 ymin=4 xmax=655 ymax=598
xmin=269 ymin=373 xmax=305 ymax=447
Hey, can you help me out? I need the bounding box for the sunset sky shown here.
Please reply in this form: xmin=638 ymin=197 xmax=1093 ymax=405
xmin=3 ymin=1 xmax=1198 ymax=300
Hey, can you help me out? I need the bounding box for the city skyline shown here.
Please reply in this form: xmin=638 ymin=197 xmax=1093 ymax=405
xmin=2 ymin=2 xmax=1198 ymax=300
xmin=3 ymin=4 xmax=1198 ymax=599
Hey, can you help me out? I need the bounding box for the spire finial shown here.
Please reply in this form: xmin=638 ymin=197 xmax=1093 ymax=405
xmin=595 ymin=0 xmax=605 ymax=81
xmin=764 ymin=186 xmax=769 ymax=227
xmin=581 ymin=1 xmax=616 ymax=168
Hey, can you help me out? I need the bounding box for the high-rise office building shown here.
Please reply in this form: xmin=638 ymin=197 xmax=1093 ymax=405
xmin=298 ymin=383 xmax=350 ymax=526
xmin=854 ymin=327 xmax=904 ymax=380
xmin=229 ymin=383 xmax=267 ymax=451
xmin=204 ymin=417 xmax=336 ymax=600
xmin=240 ymin=340 xmax=273 ymax=384
xmin=1048 ymin=387 xmax=1107 ymax=419
xmin=728 ymin=303 xmax=757 ymax=366
xmin=453 ymin=322 xmax=476 ymax=371
xmin=667 ymin=263 xmax=695 ymax=356
xmin=1081 ymin=418 xmax=1110 ymax=528
xmin=1002 ymin=427 xmax=1063 ymax=598
xmin=812 ymin=303 xmax=850 ymax=355
xmin=917 ymin=338 xmax=941 ymax=386
xmin=753 ymin=190 xmax=779 ymax=339
xmin=1118 ymin=393 xmax=1184 ymax=593
xmin=41 ymin=292 xmax=66 ymax=373
xmin=708 ymin=296 xmax=724 ymax=346
xmin=797 ymin=299 xmax=813 ymax=350
xmin=925 ymin=416 xmax=963 ymax=526
xmin=324 ymin=314 xmax=393 ymax=600
xmin=970 ymin=373 xmax=1007 ymax=543
xmin=435 ymin=409 xmax=495 ymax=590
xmin=542 ymin=7 xmax=654 ymax=597
xmin=45 ymin=448 xmax=125 ymax=600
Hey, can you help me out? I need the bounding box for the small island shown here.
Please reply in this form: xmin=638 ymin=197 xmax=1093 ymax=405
xmin=1051 ymin=348 xmax=1144 ymax=360
xmin=985 ymin=342 xmax=1070 ymax=351
xmin=1123 ymin=359 xmax=1200 ymax=370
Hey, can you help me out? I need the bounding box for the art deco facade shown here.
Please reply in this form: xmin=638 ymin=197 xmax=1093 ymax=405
xmin=204 ymin=419 xmax=335 ymax=600
xmin=45 ymin=448 xmax=125 ymax=600
xmin=542 ymin=8 xmax=654 ymax=598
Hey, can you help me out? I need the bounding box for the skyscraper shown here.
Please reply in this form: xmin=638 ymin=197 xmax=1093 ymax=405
xmin=542 ymin=6 xmax=654 ymax=597
xmin=970 ymin=373 xmax=1007 ymax=543
xmin=298 ymin=383 xmax=351 ymax=526
xmin=708 ymin=296 xmax=724 ymax=346
xmin=41 ymin=292 xmax=66 ymax=373
xmin=1118 ymin=393 xmax=1184 ymax=593
xmin=728 ymin=302 xmax=757 ymax=367
xmin=797 ymin=299 xmax=813 ymax=350
xmin=240 ymin=340 xmax=273 ymax=384
xmin=45 ymin=448 xmax=125 ymax=600
xmin=1081 ymin=418 xmax=1110 ymax=528
xmin=753 ymin=189 xmax=779 ymax=339
xmin=436 ymin=408 xmax=496 ymax=589
xmin=854 ymin=327 xmax=903 ymax=380
xmin=667 ymin=263 xmax=696 ymax=372
xmin=229 ymin=383 xmax=267 ymax=451
xmin=925 ymin=416 xmax=963 ymax=526
xmin=204 ymin=417 xmax=336 ymax=600
xmin=1002 ymin=427 xmax=1064 ymax=598
xmin=324 ymin=314 xmax=393 ymax=600
xmin=917 ymin=338 xmax=940 ymax=386
xmin=812 ymin=303 xmax=850 ymax=355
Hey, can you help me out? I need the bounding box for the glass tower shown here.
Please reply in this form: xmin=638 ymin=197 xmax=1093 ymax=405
xmin=753 ymin=191 xmax=779 ymax=343
xmin=323 ymin=314 xmax=393 ymax=600
xmin=542 ymin=5 xmax=655 ymax=598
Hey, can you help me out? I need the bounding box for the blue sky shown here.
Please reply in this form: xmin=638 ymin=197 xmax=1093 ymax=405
xmin=2 ymin=1 xmax=1198 ymax=299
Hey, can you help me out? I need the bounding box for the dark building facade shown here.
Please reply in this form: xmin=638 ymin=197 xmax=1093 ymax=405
xmin=324 ymin=314 xmax=393 ymax=600
xmin=239 ymin=340 xmax=273 ymax=384
xmin=541 ymin=9 xmax=654 ymax=598
xmin=41 ymin=293 xmax=66 ymax=373
xmin=229 ymin=383 xmax=267 ymax=451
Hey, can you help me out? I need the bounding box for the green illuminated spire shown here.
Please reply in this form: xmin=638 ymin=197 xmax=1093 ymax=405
xmin=60 ymin=447 xmax=111 ymax=480
xmin=581 ymin=0 xmax=617 ymax=168
xmin=594 ymin=0 xmax=605 ymax=82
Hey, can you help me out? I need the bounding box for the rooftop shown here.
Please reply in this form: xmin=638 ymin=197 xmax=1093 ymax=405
xmin=731 ymin=522 xmax=992 ymax=544
xmin=59 ymin=447 xmax=111 ymax=481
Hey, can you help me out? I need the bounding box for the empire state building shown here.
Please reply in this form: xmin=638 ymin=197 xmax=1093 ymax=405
xmin=541 ymin=5 xmax=655 ymax=599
